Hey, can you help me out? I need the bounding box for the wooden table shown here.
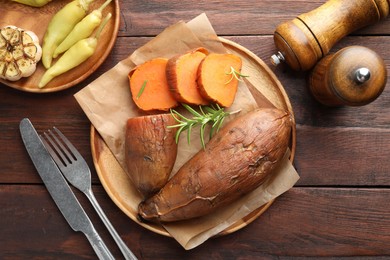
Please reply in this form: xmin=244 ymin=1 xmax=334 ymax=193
xmin=1 ymin=0 xmax=390 ymax=258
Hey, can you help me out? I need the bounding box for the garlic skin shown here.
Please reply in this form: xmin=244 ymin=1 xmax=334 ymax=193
xmin=0 ymin=25 xmax=42 ymax=81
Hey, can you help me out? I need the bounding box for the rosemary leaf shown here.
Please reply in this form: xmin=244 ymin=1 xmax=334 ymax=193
xmin=225 ymin=66 xmax=249 ymax=84
xmin=203 ymin=104 xmax=217 ymax=113
xmin=215 ymin=115 xmax=226 ymax=132
xmin=170 ymin=109 xmax=189 ymax=123
xmin=136 ymin=80 xmax=147 ymax=99
xmin=187 ymin=123 xmax=193 ymax=145
xmin=200 ymin=123 xmax=207 ymax=149
xmin=175 ymin=124 xmax=186 ymax=144
xmin=183 ymin=103 xmax=202 ymax=117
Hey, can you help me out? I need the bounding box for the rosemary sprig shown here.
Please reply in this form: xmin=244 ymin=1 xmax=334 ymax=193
xmin=225 ymin=66 xmax=249 ymax=84
xmin=168 ymin=103 xmax=239 ymax=149
xmin=136 ymin=80 xmax=147 ymax=99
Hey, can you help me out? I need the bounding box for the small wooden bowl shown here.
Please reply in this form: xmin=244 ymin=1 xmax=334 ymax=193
xmin=0 ymin=0 xmax=120 ymax=93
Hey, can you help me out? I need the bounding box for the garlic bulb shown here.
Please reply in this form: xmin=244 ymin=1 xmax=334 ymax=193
xmin=0 ymin=25 xmax=42 ymax=81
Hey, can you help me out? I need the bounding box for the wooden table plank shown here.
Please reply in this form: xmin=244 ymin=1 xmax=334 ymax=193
xmin=1 ymin=185 xmax=390 ymax=258
xmin=296 ymin=125 xmax=390 ymax=186
xmin=6 ymin=120 xmax=390 ymax=187
xmin=117 ymin=0 xmax=390 ymax=36
xmin=6 ymin=120 xmax=390 ymax=186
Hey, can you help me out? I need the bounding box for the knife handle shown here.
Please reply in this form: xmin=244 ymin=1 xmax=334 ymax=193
xmin=84 ymin=228 xmax=115 ymax=260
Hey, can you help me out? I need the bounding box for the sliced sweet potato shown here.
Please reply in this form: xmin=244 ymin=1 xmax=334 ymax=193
xmin=129 ymin=58 xmax=178 ymax=111
xmin=166 ymin=48 xmax=209 ymax=105
xmin=125 ymin=114 xmax=178 ymax=199
xmin=197 ymin=53 xmax=242 ymax=107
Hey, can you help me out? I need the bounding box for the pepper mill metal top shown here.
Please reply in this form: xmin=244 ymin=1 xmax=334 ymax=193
xmin=308 ymin=46 xmax=387 ymax=106
xmin=355 ymin=68 xmax=371 ymax=84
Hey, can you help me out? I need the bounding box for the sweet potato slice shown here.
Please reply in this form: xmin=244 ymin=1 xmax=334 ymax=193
xmin=129 ymin=58 xmax=178 ymax=111
xmin=166 ymin=48 xmax=209 ymax=105
xmin=138 ymin=108 xmax=292 ymax=222
xmin=125 ymin=114 xmax=178 ymax=199
xmin=197 ymin=53 xmax=242 ymax=107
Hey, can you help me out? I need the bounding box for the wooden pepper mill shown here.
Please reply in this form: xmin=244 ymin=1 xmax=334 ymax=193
xmin=271 ymin=0 xmax=389 ymax=71
xmin=308 ymin=46 xmax=387 ymax=106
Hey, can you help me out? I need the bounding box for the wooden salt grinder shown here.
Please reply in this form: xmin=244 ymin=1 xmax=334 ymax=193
xmin=271 ymin=0 xmax=389 ymax=71
xmin=308 ymin=46 xmax=387 ymax=106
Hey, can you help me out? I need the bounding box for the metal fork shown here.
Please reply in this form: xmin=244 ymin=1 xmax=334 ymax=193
xmin=42 ymin=127 xmax=138 ymax=260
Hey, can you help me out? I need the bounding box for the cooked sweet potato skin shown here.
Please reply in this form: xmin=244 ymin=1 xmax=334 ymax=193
xmin=125 ymin=114 xmax=178 ymax=199
xmin=197 ymin=53 xmax=242 ymax=107
xmin=166 ymin=48 xmax=209 ymax=105
xmin=138 ymin=108 xmax=292 ymax=222
xmin=129 ymin=58 xmax=178 ymax=112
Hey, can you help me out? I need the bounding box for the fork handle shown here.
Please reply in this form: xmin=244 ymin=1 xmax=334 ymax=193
xmin=84 ymin=226 xmax=115 ymax=260
xmin=87 ymin=189 xmax=138 ymax=260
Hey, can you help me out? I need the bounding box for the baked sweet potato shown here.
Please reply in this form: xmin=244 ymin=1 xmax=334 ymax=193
xmin=138 ymin=108 xmax=292 ymax=222
xmin=166 ymin=47 xmax=209 ymax=105
xmin=125 ymin=114 xmax=178 ymax=199
xmin=197 ymin=53 xmax=242 ymax=107
xmin=129 ymin=58 xmax=178 ymax=111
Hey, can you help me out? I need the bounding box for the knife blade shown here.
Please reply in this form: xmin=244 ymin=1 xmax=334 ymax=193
xmin=19 ymin=118 xmax=114 ymax=260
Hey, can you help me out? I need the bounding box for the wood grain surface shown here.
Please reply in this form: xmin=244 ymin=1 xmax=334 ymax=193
xmin=1 ymin=0 xmax=390 ymax=258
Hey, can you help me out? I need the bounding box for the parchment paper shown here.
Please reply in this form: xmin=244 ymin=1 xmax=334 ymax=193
xmin=74 ymin=13 xmax=299 ymax=250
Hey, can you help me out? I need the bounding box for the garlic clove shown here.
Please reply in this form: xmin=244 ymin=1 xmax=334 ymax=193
xmin=0 ymin=35 xmax=6 ymax=49
xmin=0 ymin=61 xmax=6 ymax=75
xmin=5 ymin=62 xmax=21 ymax=81
xmin=17 ymin=58 xmax=36 ymax=77
xmin=24 ymin=30 xmax=39 ymax=44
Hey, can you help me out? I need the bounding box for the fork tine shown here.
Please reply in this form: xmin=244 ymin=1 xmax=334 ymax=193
xmin=52 ymin=127 xmax=83 ymax=160
xmin=41 ymin=133 xmax=67 ymax=168
xmin=47 ymin=128 xmax=74 ymax=163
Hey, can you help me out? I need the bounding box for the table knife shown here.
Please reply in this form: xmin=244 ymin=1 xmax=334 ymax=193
xmin=19 ymin=118 xmax=115 ymax=260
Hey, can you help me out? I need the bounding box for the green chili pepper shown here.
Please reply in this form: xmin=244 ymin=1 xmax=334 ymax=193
xmin=11 ymin=0 xmax=52 ymax=7
xmin=41 ymin=0 xmax=95 ymax=69
xmin=38 ymin=13 xmax=111 ymax=88
xmin=53 ymin=0 xmax=112 ymax=58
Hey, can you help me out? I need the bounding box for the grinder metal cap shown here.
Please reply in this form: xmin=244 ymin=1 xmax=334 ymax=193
xmin=329 ymin=46 xmax=387 ymax=106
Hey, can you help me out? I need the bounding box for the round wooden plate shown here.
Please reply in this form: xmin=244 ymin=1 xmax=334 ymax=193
xmin=0 ymin=0 xmax=119 ymax=93
xmin=91 ymin=38 xmax=296 ymax=237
